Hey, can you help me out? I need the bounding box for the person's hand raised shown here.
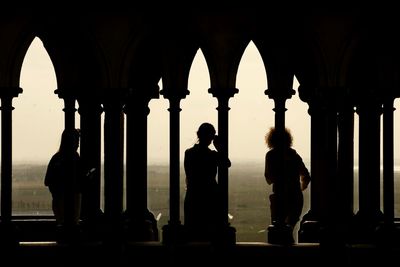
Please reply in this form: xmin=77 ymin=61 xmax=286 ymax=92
xmin=213 ymin=135 xmax=221 ymax=151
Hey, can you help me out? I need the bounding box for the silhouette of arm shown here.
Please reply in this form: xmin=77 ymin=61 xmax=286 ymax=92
xmin=297 ymin=154 xmax=311 ymax=191
xmin=264 ymin=152 xmax=276 ymax=185
xmin=213 ymin=136 xmax=231 ymax=168
xmin=184 ymin=149 xmax=194 ymax=181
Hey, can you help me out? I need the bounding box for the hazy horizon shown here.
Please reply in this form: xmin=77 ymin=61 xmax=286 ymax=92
xmin=10 ymin=162 xmax=400 ymax=243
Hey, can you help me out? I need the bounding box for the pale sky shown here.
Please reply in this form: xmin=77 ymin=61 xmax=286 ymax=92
xmin=15 ymin=37 xmax=398 ymax=166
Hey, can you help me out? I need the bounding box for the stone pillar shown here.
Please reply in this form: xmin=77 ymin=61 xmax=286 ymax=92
xmin=102 ymin=90 xmax=125 ymax=240
xmin=78 ymin=99 xmax=103 ymax=224
xmin=208 ymin=87 xmax=238 ymax=245
xmin=382 ymin=98 xmax=395 ymax=224
xmin=375 ymin=98 xmax=396 ymax=244
xmin=160 ymin=88 xmax=188 ymax=244
xmin=0 ymin=87 xmax=22 ymax=244
xmin=337 ymin=105 xmax=355 ymax=221
xmin=299 ymin=90 xmax=338 ymax=243
xmin=354 ymin=99 xmax=383 ymax=242
xmin=123 ymin=85 xmax=159 ymax=241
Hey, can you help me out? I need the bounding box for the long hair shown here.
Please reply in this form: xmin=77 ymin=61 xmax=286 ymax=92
xmin=265 ymin=127 xmax=293 ymax=149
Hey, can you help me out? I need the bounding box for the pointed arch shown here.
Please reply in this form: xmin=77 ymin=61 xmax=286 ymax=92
xmin=228 ymin=41 xmax=269 ymax=242
xmin=182 ymin=48 xmax=217 ymax=154
xmin=232 ymin=41 xmax=269 ymax=163
xmin=13 ymin=36 xmax=61 ymax=216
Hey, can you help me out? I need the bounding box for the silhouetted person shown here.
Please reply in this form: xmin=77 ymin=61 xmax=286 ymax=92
xmin=264 ymin=127 xmax=311 ymax=243
xmin=44 ymin=128 xmax=87 ymax=242
xmin=184 ymin=122 xmax=231 ymax=242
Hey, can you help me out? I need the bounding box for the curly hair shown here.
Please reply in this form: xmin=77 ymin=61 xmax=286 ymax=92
xmin=265 ymin=127 xmax=293 ymax=149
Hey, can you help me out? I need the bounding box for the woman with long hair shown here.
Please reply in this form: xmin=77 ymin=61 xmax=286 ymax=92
xmin=183 ymin=122 xmax=231 ymax=241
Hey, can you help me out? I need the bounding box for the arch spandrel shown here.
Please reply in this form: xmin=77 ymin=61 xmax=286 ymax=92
xmin=253 ymin=38 xmax=295 ymax=99
xmin=37 ymin=14 xmax=110 ymax=93
xmin=0 ymin=16 xmax=36 ymax=87
xmin=195 ymin=14 xmax=251 ymax=90
xmin=120 ymin=15 xmax=161 ymax=91
xmin=159 ymin=16 xmax=199 ymax=97
xmin=293 ymin=10 xmax=360 ymax=103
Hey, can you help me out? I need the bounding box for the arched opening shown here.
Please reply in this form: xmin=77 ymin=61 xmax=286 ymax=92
xmin=181 ymin=49 xmax=217 ymax=226
xmin=231 ymin=41 xmax=269 ymax=242
xmin=13 ymin=37 xmax=79 ymax=216
xmin=232 ymin=42 xmax=311 ymax=242
xmin=147 ymin=78 xmax=170 ymax=231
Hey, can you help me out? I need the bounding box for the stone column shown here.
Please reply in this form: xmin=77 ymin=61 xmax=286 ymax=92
xmin=78 ymin=98 xmax=103 ymax=224
xmin=208 ymin=87 xmax=238 ymax=244
xmin=299 ymin=89 xmax=338 ymax=243
xmin=0 ymin=87 xmax=22 ymax=243
xmin=337 ymin=104 xmax=355 ymax=220
xmin=160 ymin=88 xmax=188 ymax=244
xmin=354 ymin=99 xmax=383 ymax=242
xmin=382 ymin=98 xmax=395 ymax=224
xmin=123 ymin=85 xmax=159 ymax=241
xmin=102 ymin=90 xmax=125 ymax=240
xmin=374 ymin=98 xmax=396 ymax=244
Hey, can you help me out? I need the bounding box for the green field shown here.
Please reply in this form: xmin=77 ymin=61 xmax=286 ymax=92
xmin=10 ymin=162 xmax=399 ymax=242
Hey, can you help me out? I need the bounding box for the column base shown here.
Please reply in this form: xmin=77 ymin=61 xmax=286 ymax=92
xmin=374 ymin=221 xmax=400 ymax=246
xmin=162 ymin=223 xmax=187 ymax=245
xmin=351 ymin=210 xmax=384 ymax=243
xmin=0 ymin=222 xmax=19 ymax=247
xmin=299 ymin=220 xmax=353 ymax=245
xmin=184 ymin=224 xmax=236 ymax=245
xmin=123 ymin=219 xmax=159 ymax=242
xmin=267 ymin=223 xmax=294 ymax=245
xmin=213 ymin=224 xmax=236 ymax=246
xmin=79 ymin=211 xmax=106 ymax=243
xmin=55 ymin=224 xmax=83 ymax=244
xmin=298 ymin=220 xmax=321 ymax=243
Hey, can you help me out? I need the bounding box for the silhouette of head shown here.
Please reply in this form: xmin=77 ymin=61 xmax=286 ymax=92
xmin=59 ymin=128 xmax=80 ymax=153
xmin=197 ymin=123 xmax=216 ymax=146
xmin=265 ymin=127 xmax=293 ymax=149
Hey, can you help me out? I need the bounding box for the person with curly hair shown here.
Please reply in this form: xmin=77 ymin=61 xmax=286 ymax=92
xmin=264 ymin=127 xmax=311 ymax=243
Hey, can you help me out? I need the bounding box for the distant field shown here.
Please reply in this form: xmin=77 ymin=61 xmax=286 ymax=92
xmin=10 ymin=162 xmax=400 ymax=242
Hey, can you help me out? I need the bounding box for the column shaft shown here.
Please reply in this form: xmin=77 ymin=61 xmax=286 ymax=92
xmin=168 ymin=98 xmax=181 ymax=225
xmin=79 ymin=102 xmax=103 ymax=220
xmin=357 ymin=102 xmax=382 ymax=219
xmin=1 ymin=97 xmax=13 ymax=222
xmin=383 ymin=99 xmax=394 ymax=223
xmin=103 ymin=100 xmax=124 ymax=219
xmin=337 ymin=106 xmax=355 ymax=219
xmin=216 ymin=98 xmax=230 ymax=226
xmin=126 ymin=101 xmax=149 ymax=218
